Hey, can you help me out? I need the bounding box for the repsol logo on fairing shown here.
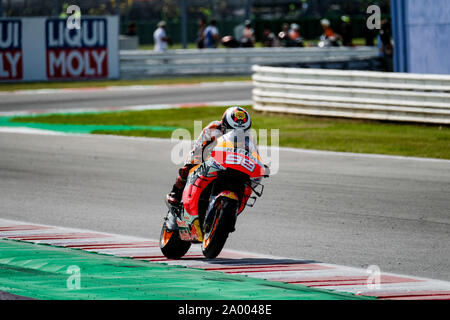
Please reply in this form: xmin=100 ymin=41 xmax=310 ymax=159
xmin=45 ymin=18 xmax=108 ymax=79
xmin=0 ymin=20 xmax=23 ymax=80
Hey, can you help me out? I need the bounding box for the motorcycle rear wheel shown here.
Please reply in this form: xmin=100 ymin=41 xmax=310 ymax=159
xmin=201 ymin=197 xmax=238 ymax=259
xmin=159 ymin=223 xmax=191 ymax=259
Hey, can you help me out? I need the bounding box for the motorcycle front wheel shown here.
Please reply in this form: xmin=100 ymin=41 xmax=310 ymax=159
xmin=159 ymin=222 xmax=191 ymax=259
xmin=201 ymin=197 xmax=238 ymax=259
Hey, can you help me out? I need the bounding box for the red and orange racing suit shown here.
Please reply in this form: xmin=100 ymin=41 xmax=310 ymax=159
xmin=172 ymin=121 xmax=255 ymax=214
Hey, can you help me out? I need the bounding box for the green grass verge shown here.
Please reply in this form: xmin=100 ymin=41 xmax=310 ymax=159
xmin=0 ymin=75 xmax=250 ymax=92
xmin=10 ymin=106 xmax=450 ymax=159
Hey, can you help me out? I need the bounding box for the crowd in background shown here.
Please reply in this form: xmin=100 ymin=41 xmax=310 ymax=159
xmin=152 ymin=15 xmax=392 ymax=50
xmin=152 ymin=14 xmax=393 ymax=71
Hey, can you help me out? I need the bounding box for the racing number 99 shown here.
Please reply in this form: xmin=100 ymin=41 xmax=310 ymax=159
xmin=225 ymin=154 xmax=255 ymax=172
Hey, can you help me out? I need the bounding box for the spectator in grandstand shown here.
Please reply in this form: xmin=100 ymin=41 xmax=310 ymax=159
xmin=378 ymin=19 xmax=394 ymax=71
xmin=278 ymin=23 xmax=292 ymax=47
xmin=153 ymin=21 xmax=170 ymax=52
xmin=60 ymin=2 xmax=81 ymax=19
xmin=363 ymin=26 xmax=377 ymax=46
xmin=320 ymin=19 xmax=340 ymax=47
xmin=240 ymin=20 xmax=256 ymax=47
xmin=204 ymin=20 xmax=220 ymax=48
xmin=262 ymin=29 xmax=280 ymax=47
xmin=59 ymin=3 xmax=69 ymax=18
xmin=196 ymin=18 xmax=207 ymax=49
xmin=340 ymin=15 xmax=353 ymax=46
xmin=289 ymin=23 xmax=304 ymax=47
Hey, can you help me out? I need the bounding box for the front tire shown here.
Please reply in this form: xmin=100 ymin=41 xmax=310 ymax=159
xmin=201 ymin=197 xmax=238 ymax=259
xmin=159 ymin=223 xmax=191 ymax=259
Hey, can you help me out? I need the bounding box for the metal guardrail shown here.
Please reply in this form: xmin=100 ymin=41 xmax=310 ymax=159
xmin=119 ymin=47 xmax=379 ymax=78
xmin=252 ymin=66 xmax=450 ymax=124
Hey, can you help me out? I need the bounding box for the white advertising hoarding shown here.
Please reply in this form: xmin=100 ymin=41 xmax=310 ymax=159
xmin=0 ymin=16 xmax=119 ymax=82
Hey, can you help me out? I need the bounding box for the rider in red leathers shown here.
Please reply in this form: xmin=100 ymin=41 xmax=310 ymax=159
xmin=165 ymin=107 xmax=253 ymax=230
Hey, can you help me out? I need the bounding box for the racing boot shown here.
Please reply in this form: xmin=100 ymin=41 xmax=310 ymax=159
xmin=164 ymin=210 xmax=178 ymax=231
xmin=165 ymin=165 xmax=191 ymax=207
xmin=164 ymin=165 xmax=191 ymax=231
xmin=164 ymin=186 xmax=182 ymax=231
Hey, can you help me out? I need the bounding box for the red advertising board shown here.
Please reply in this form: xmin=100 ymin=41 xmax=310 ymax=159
xmin=0 ymin=20 xmax=23 ymax=80
xmin=45 ymin=18 xmax=108 ymax=79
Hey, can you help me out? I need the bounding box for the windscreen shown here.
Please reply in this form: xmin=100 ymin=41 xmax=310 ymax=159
xmin=216 ymin=129 xmax=259 ymax=157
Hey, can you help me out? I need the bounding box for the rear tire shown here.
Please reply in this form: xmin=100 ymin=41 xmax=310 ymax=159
xmin=201 ymin=197 xmax=238 ymax=259
xmin=159 ymin=223 xmax=191 ymax=259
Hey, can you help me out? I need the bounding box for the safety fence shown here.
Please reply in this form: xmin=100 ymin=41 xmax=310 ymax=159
xmin=119 ymin=46 xmax=379 ymax=78
xmin=252 ymin=65 xmax=450 ymax=124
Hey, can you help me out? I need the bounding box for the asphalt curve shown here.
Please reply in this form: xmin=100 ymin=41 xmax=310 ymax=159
xmin=0 ymin=132 xmax=449 ymax=281
xmin=0 ymin=82 xmax=252 ymax=112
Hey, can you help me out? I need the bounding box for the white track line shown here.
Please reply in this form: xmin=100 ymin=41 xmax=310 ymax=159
xmin=0 ymin=81 xmax=252 ymax=96
xmin=1 ymin=218 xmax=449 ymax=300
xmin=0 ymin=127 xmax=70 ymax=135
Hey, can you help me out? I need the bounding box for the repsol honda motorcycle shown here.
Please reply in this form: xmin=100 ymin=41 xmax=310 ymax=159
xmin=160 ymin=130 xmax=269 ymax=259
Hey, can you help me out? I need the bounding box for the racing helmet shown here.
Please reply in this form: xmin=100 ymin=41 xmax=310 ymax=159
xmin=320 ymin=19 xmax=331 ymax=27
xmin=290 ymin=23 xmax=300 ymax=31
xmin=221 ymin=107 xmax=251 ymax=133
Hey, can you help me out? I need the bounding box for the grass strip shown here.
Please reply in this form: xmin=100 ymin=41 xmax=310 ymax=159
xmin=8 ymin=106 xmax=450 ymax=160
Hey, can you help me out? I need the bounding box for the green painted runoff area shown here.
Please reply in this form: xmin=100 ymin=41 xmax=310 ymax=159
xmin=0 ymin=116 xmax=177 ymax=134
xmin=0 ymin=240 xmax=373 ymax=300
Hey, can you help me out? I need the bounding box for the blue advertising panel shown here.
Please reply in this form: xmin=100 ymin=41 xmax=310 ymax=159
xmin=392 ymin=0 xmax=450 ymax=74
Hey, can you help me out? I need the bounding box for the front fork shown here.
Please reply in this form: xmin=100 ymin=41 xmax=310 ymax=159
xmin=204 ymin=191 xmax=239 ymax=234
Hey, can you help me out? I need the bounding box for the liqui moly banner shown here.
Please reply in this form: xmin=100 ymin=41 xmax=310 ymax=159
xmin=46 ymin=18 xmax=108 ymax=79
xmin=0 ymin=16 xmax=119 ymax=82
xmin=0 ymin=19 xmax=23 ymax=80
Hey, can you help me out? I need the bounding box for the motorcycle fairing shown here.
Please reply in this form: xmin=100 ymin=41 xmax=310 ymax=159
xmin=177 ymin=130 xmax=267 ymax=244
xmin=177 ymin=213 xmax=203 ymax=242
xmin=178 ymin=162 xmax=219 ymax=242
xmin=182 ymin=162 xmax=218 ymax=218
xmin=211 ymin=133 xmax=267 ymax=179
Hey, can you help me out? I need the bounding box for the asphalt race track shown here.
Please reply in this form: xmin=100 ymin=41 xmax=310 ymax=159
xmin=0 ymin=82 xmax=253 ymax=112
xmin=1 ymin=132 xmax=449 ymax=281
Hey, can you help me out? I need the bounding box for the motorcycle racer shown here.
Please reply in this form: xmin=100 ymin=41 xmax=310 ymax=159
xmin=165 ymin=106 xmax=254 ymax=230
